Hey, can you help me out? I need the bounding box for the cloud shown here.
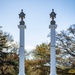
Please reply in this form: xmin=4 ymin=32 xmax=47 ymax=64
xmin=25 ymin=45 xmax=35 ymax=51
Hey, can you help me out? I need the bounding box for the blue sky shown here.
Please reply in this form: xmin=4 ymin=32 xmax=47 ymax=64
xmin=0 ymin=0 xmax=75 ymax=50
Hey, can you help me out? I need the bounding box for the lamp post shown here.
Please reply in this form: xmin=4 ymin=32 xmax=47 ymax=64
xmin=18 ymin=9 xmax=26 ymax=75
xmin=49 ymin=9 xmax=57 ymax=75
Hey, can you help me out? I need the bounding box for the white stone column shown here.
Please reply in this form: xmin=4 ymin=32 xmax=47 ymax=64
xmin=18 ymin=25 xmax=26 ymax=75
xmin=18 ymin=9 xmax=26 ymax=75
xmin=49 ymin=24 xmax=57 ymax=75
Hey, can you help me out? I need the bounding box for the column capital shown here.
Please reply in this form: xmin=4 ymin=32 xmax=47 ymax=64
xmin=18 ymin=25 xmax=26 ymax=29
xmin=49 ymin=24 xmax=57 ymax=29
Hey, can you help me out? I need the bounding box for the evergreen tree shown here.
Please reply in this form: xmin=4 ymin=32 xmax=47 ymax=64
xmin=0 ymin=28 xmax=19 ymax=75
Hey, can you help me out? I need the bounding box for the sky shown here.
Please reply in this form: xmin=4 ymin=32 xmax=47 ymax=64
xmin=0 ymin=0 xmax=75 ymax=51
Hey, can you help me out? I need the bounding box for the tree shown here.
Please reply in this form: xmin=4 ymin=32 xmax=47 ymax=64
xmin=25 ymin=43 xmax=50 ymax=75
xmin=56 ymin=24 xmax=75 ymax=67
xmin=0 ymin=28 xmax=19 ymax=75
xmin=33 ymin=43 xmax=50 ymax=63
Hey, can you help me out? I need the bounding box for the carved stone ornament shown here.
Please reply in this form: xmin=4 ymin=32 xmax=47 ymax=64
xmin=50 ymin=9 xmax=56 ymax=25
xmin=19 ymin=9 xmax=25 ymax=25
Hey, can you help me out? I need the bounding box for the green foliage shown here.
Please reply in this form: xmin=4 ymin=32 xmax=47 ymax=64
xmin=0 ymin=32 xmax=7 ymax=51
xmin=0 ymin=29 xmax=19 ymax=75
xmin=0 ymin=52 xmax=19 ymax=75
xmin=25 ymin=59 xmax=50 ymax=75
xmin=25 ymin=43 xmax=50 ymax=75
xmin=33 ymin=43 xmax=50 ymax=64
xmin=68 ymin=68 xmax=75 ymax=73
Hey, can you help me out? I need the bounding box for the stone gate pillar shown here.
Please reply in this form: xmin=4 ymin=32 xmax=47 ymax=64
xmin=49 ymin=9 xmax=57 ymax=75
xmin=18 ymin=9 xmax=26 ymax=75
